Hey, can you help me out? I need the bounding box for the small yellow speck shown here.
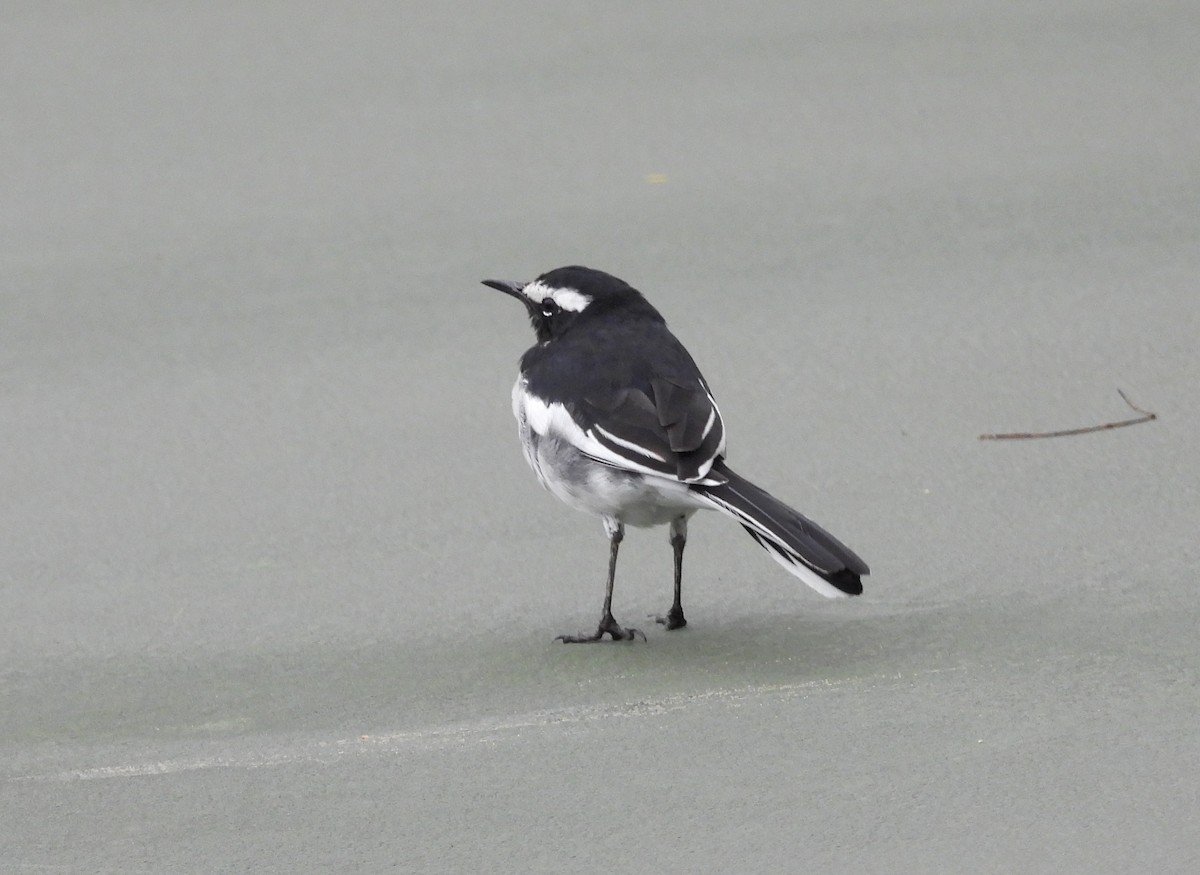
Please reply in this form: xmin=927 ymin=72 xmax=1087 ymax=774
xmin=645 ymin=173 xmax=668 ymax=184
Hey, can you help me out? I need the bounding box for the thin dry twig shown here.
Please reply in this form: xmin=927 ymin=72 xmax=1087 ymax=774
xmin=978 ymin=389 xmax=1157 ymax=441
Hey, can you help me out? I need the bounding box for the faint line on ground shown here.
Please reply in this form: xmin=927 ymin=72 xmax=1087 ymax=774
xmin=8 ymin=666 xmax=968 ymax=784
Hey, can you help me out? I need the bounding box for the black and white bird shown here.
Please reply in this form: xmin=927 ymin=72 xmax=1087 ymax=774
xmin=484 ymin=266 xmax=868 ymax=643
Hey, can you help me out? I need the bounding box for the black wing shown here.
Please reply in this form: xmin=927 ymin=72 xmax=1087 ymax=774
xmin=523 ymin=319 xmax=727 ymax=484
xmin=579 ymin=374 xmax=725 ymax=483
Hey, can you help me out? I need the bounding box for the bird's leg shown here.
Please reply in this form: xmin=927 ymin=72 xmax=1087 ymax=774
xmin=557 ymin=521 xmax=645 ymax=643
xmin=655 ymin=516 xmax=688 ymax=630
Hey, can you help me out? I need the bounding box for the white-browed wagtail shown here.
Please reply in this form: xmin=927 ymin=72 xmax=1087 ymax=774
xmin=484 ymin=266 xmax=868 ymax=643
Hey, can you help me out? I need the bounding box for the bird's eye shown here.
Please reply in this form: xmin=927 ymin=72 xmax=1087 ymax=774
xmin=541 ymin=300 xmax=559 ymax=318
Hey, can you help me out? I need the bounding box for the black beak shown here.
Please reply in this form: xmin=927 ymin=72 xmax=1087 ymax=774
xmin=482 ymin=278 xmax=527 ymax=301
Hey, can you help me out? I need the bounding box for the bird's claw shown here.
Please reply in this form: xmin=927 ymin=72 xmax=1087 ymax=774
xmin=556 ymin=613 xmax=645 ymax=643
xmin=651 ymin=607 xmax=687 ymax=630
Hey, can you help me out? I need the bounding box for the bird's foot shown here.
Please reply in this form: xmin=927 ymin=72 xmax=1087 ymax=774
xmin=652 ymin=606 xmax=688 ymax=631
xmin=556 ymin=612 xmax=646 ymax=643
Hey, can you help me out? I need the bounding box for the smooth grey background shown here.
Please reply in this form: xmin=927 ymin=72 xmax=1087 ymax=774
xmin=3 ymin=2 xmax=1198 ymax=872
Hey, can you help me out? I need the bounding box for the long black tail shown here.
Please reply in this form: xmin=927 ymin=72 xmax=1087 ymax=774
xmin=693 ymin=459 xmax=868 ymax=598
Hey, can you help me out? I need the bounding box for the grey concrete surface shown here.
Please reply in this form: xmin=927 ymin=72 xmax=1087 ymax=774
xmin=3 ymin=2 xmax=1198 ymax=872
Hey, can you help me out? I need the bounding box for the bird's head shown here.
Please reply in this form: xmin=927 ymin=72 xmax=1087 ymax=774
xmin=483 ymin=265 xmax=657 ymax=343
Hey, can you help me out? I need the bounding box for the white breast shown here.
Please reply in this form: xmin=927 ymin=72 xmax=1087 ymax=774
xmin=512 ymin=376 xmax=543 ymax=483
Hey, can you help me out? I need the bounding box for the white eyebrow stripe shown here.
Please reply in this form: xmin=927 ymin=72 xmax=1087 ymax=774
xmin=523 ymin=280 xmax=592 ymax=313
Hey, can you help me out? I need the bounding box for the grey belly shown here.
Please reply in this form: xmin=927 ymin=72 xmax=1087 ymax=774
xmin=523 ymin=430 xmax=702 ymax=527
